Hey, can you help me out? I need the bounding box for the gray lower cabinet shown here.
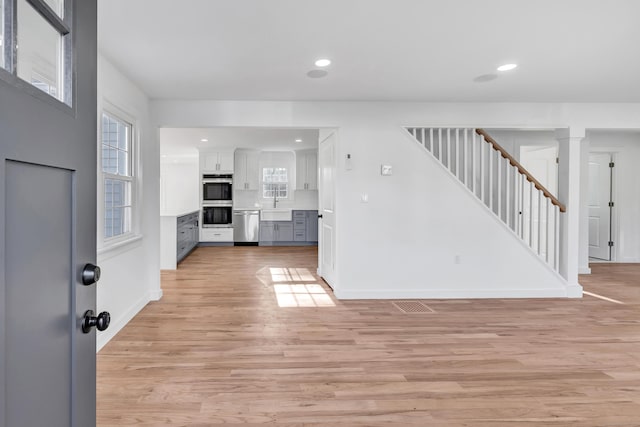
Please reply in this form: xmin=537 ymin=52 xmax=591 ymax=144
xmin=260 ymin=221 xmax=293 ymax=243
xmin=177 ymin=211 xmax=199 ymax=262
xmin=260 ymin=210 xmax=317 ymax=245
xmin=305 ymin=210 xmax=318 ymax=242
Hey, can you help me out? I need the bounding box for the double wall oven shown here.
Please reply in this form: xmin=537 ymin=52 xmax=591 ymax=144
xmin=202 ymin=174 xmax=233 ymax=228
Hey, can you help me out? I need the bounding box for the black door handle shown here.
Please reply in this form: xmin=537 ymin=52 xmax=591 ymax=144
xmin=82 ymin=263 xmax=101 ymax=286
xmin=82 ymin=310 xmax=111 ymax=333
xmin=318 ymin=214 xmax=323 ymax=218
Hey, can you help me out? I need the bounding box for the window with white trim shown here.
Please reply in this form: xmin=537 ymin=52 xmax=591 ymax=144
xmin=101 ymin=112 xmax=133 ymax=240
xmin=262 ymin=167 xmax=289 ymax=199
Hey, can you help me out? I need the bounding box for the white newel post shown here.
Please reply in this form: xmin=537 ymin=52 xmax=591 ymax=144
xmin=578 ymin=137 xmax=591 ymax=274
xmin=556 ymin=128 xmax=585 ymax=297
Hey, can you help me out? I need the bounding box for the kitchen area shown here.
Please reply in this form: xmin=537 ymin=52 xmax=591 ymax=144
xmin=160 ymin=128 xmax=319 ymax=269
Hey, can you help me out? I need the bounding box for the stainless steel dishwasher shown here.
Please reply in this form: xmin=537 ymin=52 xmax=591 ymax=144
xmin=233 ymin=210 xmax=260 ymax=244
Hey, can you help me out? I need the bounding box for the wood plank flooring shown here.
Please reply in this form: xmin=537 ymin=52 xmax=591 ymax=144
xmin=97 ymin=248 xmax=640 ymax=426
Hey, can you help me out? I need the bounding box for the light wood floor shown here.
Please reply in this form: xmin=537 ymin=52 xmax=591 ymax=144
xmin=97 ymin=247 xmax=640 ymax=426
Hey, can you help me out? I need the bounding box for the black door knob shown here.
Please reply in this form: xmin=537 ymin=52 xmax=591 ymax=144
xmin=82 ymin=310 xmax=111 ymax=333
xmin=82 ymin=263 xmax=101 ymax=286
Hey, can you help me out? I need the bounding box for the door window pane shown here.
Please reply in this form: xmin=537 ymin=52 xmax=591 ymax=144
xmin=17 ymin=0 xmax=63 ymax=100
xmin=43 ymin=0 xmax=64 ymax=18
xmin=1 ymin=2 xmax=4 ymax=69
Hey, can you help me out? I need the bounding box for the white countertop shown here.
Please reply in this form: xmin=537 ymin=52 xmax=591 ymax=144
xmin=160 ymin=209 xmax=200 ymax=217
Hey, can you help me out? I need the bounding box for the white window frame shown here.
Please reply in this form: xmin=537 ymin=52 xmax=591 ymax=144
xmin=259 ymin=151 xmax=294 ymax=202
xmin=262 ymin=166 xmax=289 ymax=200
xmin=98 ymin=103 xmax=140 ymax=251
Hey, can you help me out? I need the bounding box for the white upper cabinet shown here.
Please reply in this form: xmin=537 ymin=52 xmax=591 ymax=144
xmin=201 ymin=150 xmax=235 ymax=173
xmin=296 ymin=150 xmax=318 ymax=190
xmin=234 ymin=150 xmax=260 ymax=190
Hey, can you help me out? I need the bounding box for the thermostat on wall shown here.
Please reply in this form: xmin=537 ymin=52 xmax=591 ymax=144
xmin=381 ymin=165 xmax=393 ymax=176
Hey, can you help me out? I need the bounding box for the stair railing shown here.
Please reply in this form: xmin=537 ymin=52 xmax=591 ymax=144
xmin=405 ymin=127 xmax=565 ymax=273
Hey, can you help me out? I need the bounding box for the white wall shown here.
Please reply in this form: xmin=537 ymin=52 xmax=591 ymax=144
xmin=149 ymin=100 xmax=640 ymax=298
xmin=484 ymin=129 xmax=558 ymax=164
xmin=96 ymin=55 xmax=161 ymax=351
xmin=160 ymin=157 xmax=199 ymax=214
xmin=587 ymin=130 xmax=640 ymax=263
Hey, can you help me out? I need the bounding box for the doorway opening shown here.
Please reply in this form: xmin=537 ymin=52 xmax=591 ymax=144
xmin=588 ymin=152 xmax=614 ymax=261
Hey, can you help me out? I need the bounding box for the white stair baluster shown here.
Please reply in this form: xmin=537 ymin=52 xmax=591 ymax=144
xmin=480 ymin=136 xmax=486 ymax=204
xmin=545 ymin=197 xmax=550 ymax=263
xmin=497 ymin=152 xmax=502 ymax=218
xmin=456 ymin=129 xmax=461 ymax=179
xmin=447 ymin=128 xmax=452 ymax=172
xmin=429 ymin=128 xmax=434 ymax=153
xmin=504 ymin=159 xmax=513 ymax=228
xmin=537 ymin=190 xmax=542 ymax=256
xmin=438 ymin=128 xmax=443 ymax=162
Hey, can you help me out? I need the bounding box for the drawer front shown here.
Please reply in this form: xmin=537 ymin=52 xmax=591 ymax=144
xmin=293 ymin=210 xmax=306 ymax=218
xmin=201 ymin=227 xmax=233 ymax=242
xmin=293 ymin=219 xmax=306 ymax=229
xmin=294 ymin=231 xmax=306 ymax=241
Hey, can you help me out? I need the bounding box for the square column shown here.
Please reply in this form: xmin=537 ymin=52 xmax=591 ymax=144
xmin=556 ymin=128 xmax=585 ymax=297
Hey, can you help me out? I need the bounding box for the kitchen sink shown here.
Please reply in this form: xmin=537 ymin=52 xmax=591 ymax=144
xmin=260 ymin=209 xmax=292 ymax=221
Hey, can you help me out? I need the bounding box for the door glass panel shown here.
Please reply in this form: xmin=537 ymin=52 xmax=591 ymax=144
xmin=17 ymin=0 xmax=63 ymax=100
xmin=43 ymin=0 xmax=64 ymax=18
xmin=0 ymin=2 xmax=4 ymax=69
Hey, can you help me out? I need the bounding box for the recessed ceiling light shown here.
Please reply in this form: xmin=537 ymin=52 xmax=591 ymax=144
xmin=497 ymin=63 xmax=518 ymax=71
xmin=295 ymin=139 xmax=303 ymax=143
xmin=314 ymin=58 xmax=331 ymax=67
xmin=200 ymin=138 xmax=208 ymax=142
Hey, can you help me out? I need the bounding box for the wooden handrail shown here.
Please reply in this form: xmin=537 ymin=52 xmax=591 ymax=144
xmin=475 ymin=128 xmax=566 ymax=213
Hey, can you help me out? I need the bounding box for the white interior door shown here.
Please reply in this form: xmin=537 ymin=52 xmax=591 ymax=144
xmin=318 ymin=131 xmax=337 ymax=288
xmin=519 ymin=145 xmax=558 ymax=256
xmin=588 ymin=153 xmax=612 ymax=260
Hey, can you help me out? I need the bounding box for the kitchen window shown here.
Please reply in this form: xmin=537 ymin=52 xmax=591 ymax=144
xmin=0 ymin=0 xmax=73 ymax=105
xmin=101 ymin=111 xmax=134 ymax=241
xmin=262 ymin=167 xmax=289 ymax=199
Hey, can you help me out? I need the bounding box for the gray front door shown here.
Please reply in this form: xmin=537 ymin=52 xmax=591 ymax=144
xmin=0 ymin=1 xmax=98 ymax=426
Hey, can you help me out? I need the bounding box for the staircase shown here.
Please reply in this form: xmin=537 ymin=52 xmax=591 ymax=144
xmin=405 ymin=127 xmax=565 ymax=274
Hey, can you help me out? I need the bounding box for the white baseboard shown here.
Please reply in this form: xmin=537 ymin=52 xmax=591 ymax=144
xmin=96 ymin=293 xmax=151 ymax=352
xmin=566 ymin=283 xmax=584 ymax=298
xmin=149 ymin=288 xmax=163 ymax=301
xmin=579 ymin=266 xmax=592 ymax=274
xmin=334 ymin=286 xmax=576 ymax=300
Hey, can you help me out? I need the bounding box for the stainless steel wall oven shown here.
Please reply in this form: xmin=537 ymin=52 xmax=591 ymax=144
xmin=202 ymin=205 xmax=233 ymax=228
xmin=202 ymin=174 xmax=233 ymax=203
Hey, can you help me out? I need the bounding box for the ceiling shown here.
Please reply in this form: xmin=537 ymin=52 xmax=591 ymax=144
xmin=98 ymin=0 xmax=640 ymax=102
xmin=160 ymin=127 xmax=319 ymax=158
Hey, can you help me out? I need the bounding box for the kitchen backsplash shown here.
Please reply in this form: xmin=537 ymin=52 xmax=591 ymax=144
xmin=233 ymin=189 xmax=318 ymax=210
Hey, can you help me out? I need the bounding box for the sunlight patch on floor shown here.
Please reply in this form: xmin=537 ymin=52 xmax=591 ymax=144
xmin=269 ymin=267 xmax=316 ymax=282
xmin=583 ymin=290 xmax=624 ymax=305
xmin=274 ymin=284 xmax=336 ymax=308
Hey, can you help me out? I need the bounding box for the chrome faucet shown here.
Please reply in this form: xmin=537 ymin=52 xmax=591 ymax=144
xmin=273 ymin=192 xmax=278 ymax=208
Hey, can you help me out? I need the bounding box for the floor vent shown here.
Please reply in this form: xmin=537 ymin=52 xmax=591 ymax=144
xmin=392 ymin=301 xmax=435 ymax=314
